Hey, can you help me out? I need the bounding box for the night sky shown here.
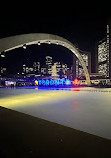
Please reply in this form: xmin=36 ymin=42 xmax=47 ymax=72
xmin=0 ymin=4 xmax=110 ymax=74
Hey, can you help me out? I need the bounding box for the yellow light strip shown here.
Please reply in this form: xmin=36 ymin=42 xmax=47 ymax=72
xmin=0 ymin=90 xmax=79 ymax=108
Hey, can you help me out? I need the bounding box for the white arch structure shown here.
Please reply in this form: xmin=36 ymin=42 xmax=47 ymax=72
xmin=0 ymin=33 xmax=91 ymax=85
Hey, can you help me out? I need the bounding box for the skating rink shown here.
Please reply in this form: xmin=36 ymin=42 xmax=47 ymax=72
xmin=0 ymin=87 xmax=111 ymax=140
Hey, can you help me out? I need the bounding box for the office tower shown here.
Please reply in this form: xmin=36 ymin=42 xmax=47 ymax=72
xmin=23 ymin=64 xmax=33 ymax=74
xmin=108 ymin=19 xmax=111 ymax=78
xmin=56 ymin=62 xmax=68 ymax=79
xmin=56 ymin=62 xmax=61 ymax=74
xmin=76 ymin=50 xmax=91 ymax=79
xmin=97 ymin=38 xmax=108 ymax=77
xmin=33 ymin=62 xmax=40 ymax=74
xmin=61 ymin=63 xmax=68 ymax=79
xmin=96 ymin=19 xmax=111 ymax=78
xmin=25 ymin=67 xmax=33 ymax=74
xmin=41 ymin=67 xmax=47 ymax=75
xmin=51 ymin=63 xmax=59 ymax=77
xmin=23 ymin=64 xmax=26 ymax=73
xmin=46 ymin=56 xmax=52 ymax=75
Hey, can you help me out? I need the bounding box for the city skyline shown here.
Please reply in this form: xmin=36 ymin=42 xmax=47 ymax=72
xmin=1 ymin=54 xmax=71 ymax=75
xmin=1 ymin=49 xmax=91 ymax=81
xmin=1 ymin=46 xmax=74 ymax=74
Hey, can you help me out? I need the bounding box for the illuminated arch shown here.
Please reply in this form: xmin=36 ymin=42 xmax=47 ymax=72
xmin=0 ymin=33 xmax=91 ymax=85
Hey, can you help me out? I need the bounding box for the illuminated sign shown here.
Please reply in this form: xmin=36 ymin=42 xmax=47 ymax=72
xmin=35 ymin=80 xmax=38 ymax=86
xmin=5 ymin=81 xmax=16 ymax=87
xmin=73 ymin=79 xmax=80 ymax=85
xmin=35 ymin=79 xmax=71 ymax=86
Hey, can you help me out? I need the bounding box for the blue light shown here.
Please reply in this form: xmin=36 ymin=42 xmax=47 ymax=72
xmin=38 ymin=80 xmax=42 ymax=85
xmin=55 ymin=80 xmax=60 ymax=86
xmin=60 ymin=79 xmax=64 ymax=85
xmin=50 ymin=80 xmax=54 ymax=85
xmin=46 ymin=80 xmax=49 ymax=85
xmin=42 ymin=80 xmax=46 ymax=85
xmin=37 ymin=79 xmax=71 ymax=86
xmin=65 ymin=79 xmax=71 ymax=85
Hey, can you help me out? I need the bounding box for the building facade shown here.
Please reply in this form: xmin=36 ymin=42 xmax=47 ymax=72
xmin=33 ymin=62 xmax=40 ymax=74
xmin=96 ymin=19 xmax=111 ymax=78
xmin=97 ymin=38 xmax=108 ymax=77
xmin=45 ymin=56 xmax=52 ymax=75
xmin=75 ymin=50 xmax=91 ymax=79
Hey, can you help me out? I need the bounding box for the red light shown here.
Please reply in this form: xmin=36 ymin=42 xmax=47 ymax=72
xmin=73 ymin=79 xmax=80 ymax=85
xmin=73 ymin=89 xmax=80 ymax=91
xmin=35 ymin=80 xmax=38 ymax=86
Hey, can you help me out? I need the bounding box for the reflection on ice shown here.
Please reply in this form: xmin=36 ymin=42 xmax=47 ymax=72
xmin=0 ymin=87 xmax=111 ymax=140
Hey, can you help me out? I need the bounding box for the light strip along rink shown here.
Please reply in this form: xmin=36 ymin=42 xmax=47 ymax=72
xmin=0 ymin=87 xmax=111 ymax=140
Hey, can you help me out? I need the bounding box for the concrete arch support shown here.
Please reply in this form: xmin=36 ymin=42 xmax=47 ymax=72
xmin=0 ymin=33 xmax=91 ymax=86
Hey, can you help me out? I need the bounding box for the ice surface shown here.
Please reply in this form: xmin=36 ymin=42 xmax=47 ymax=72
xmin=0 ymin=87 xmax=111 ymax=139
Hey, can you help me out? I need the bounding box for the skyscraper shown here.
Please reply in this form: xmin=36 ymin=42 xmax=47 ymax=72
xmin=45 ymin=56 xmax=52 ymax=75
xmin=51 ymin=63 xmax=59 ymax=78
xmin=108 ymin=19 xmax=111 ymax=78
xmin=96 ymin=19 xmax=111 ymax=78
xmin=33 ymin=62 xmax=40 ymax=74
xmin=97 ymin=38 xmax=108 ymax=77
xmin=75 ymin=50 xmax=91 ymax=79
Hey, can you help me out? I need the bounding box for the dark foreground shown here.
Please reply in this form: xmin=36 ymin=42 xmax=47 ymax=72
xmin=0 ymin=106 xmax=111 ymax=158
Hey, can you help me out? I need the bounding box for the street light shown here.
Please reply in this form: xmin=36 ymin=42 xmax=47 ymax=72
xmin=23 ymin=44 xmax=26 ymax=49
xmin=48 ymin=41 xmax=51 ymax=44
xmin=37 ymin=41 xmax=41 ymax=45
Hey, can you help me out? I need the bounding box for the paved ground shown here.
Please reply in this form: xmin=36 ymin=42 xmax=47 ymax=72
xmin=0 ymin=86 xmax=111 ymax=140
xmin=0 ymin=106 xmax=111 ymax=158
